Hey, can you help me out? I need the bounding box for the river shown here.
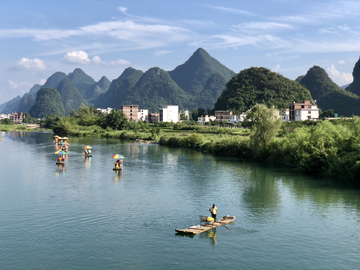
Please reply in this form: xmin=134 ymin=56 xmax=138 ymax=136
xmin=0 ymin=132 xmax=359 ymax=269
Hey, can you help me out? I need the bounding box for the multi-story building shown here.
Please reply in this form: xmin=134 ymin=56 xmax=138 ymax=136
xmin=198 ymin=115 xmax=216 ymax=125
xmin=282 ymin=109 xmax=290 ymax=122
xmin=121 ymin=105 xmax=139 ymax=121
xmin=159 ymin=105 xmax=179 ymax=123
xmin=180 ymin=109 xmax=190 ymax=121
xmin=149 ymin=113 xmax=159 ymax=123
xmin=10 ymin=112 xmax=25 ymax=123
xmin=0 ymin=113 xmax=11 ymax=120
xmin=138 ymin=109 xmax=149 ymax=122
xmin=215 ymin=110 xmax=233 ymax=123
xmin=289 ymin=100 xmax=319 ymax=121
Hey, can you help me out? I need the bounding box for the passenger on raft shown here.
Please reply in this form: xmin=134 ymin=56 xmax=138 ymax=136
xmin=115 ymin=159 xmax=121 ymax=168
xmin=209 ymin=204 xmax=217 ymax=221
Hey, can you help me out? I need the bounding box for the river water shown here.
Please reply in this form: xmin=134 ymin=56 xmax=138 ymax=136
xmin=0 ymin=132 xmax=360 ymax=269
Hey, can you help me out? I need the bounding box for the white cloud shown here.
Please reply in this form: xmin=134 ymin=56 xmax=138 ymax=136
xmin=327 ymin=64 xmax=353 ymax=85
xmin=8 ymin=79 xmax=30 ymax=89
xmin=272 ymin=65 xmax=281 ymax=72
xmin=338 ymin=60 xmax=345 ymax=64
xmin=17 ymin=58 xmax=46 ymax=70
xmin=62 ymin=51 xmax=91 ymax=64
xmin=234 ymin=22 xmax=293 ymax=31
xmin=40 ymin=79 xmax=46 ymax=85
xmin=205 ymin=5 xmax=254 ymax=16
xmin=155 ymin=50 xmax=172 ymax=56
xmin=118 ymin=7 xmax=128 ymax=14
xmin=91 ymin=55 xmax=131 ymax=66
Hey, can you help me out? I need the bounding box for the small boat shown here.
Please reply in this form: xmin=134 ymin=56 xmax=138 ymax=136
xmin=113 ymin=166 xmax=123 ymax=171
xmin=56 ymin=161 xmax=65 ymax=165
xmin=175 ymin=215 xmax=236 ymax=235
xmin=83 ymin=153 xmax=92 ymax=157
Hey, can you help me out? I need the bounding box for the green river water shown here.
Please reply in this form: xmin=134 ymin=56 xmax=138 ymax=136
xmin=0 ymin=132 xmax=359 ymax=269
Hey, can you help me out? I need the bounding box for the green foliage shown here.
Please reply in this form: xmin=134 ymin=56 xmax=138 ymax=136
xmin=192 ymin=108 xmax=206 ymax=120
xmin=320 ymin=109 xmax=335 ymax=118
xmin=29 ymin=88 xmax=65 ymax=118
xmin=23 ymin=113 xmax=37 ymax=124
xmin=300 ymin=66 xmax=360 ymax=116
xmin=180 ymin=113 xmax=187 ymax=121
xmin=44 ymin=114 xmax=61 ymax=129
xmin=245 ymin=104 xmax=282 ymax=155
xmin=52 ymin=117 xmax=76 ymax=135
xmin=215 ymin=67 xmax=312 ymax=113
xmin=104 ymin=109 xmax=128 ymax=130
xmin=0 ymin=118 xmax=12 ymax=125
xmin=71 ymin=104 xmax=103 ymax=126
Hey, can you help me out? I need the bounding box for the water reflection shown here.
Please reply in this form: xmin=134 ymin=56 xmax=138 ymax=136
xmin=84 ymin=156 xmax=91 ymax=170
xmin=55 ymin=164 xmax=66 ymax=175
xmin=113 ymin=170 xmax=123 ymax=184
xmin=199 ymin=228 xmax=218 ymax=245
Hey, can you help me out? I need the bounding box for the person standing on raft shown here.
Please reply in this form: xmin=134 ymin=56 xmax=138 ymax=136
xmin=209 ymin=204 xmax=217 ymax=221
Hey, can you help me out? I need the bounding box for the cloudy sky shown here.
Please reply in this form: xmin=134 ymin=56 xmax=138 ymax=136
xmin=1 ymin=0 xmax=360 ymax=103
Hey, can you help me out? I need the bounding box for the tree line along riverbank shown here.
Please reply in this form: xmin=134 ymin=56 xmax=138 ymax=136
xmin=2 ymin=105 xmax=360 ymax=183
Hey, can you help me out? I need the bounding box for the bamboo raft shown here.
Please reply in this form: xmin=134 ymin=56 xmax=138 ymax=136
xmin=83 ymin=153 xmax=92 ymax=157
xmin=175 ymin=215 xmax=236 ymax=235
xmin=113 ymin=167 xmax=123 ymax=171
xmin=56 ymin=161 xmax=65 ymax=165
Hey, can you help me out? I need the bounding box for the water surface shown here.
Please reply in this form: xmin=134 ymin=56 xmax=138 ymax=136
xmin=0 ymin=132 xmax=359 ymax=269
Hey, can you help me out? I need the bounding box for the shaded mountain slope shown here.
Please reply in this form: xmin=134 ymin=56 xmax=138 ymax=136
xmin=29 ymin=88 xmax=65 ymax=118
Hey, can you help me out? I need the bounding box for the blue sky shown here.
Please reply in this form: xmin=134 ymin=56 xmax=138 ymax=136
xmin=1 ymin=0 xmax=360 ymax=103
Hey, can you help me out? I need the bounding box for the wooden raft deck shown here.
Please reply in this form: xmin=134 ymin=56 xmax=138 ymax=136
xmin=175 ymin=216 xmax=236 ymax=235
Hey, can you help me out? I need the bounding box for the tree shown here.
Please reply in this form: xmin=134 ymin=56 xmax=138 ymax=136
xmin=0 ymin=118 xmax=12 ymax=125
xmin=320 ymin=109 xmax=335 ymax=118
xmin=71 ymin=104 xmax=102 ymax=126
xmin=52 ymin=117 xmax=76 ymax=135
xmin=105 ymin=109 xmax=128 ymax=130
xmin=180 ymin=113 xmax=187 ymax=121
xmin=44 ymin=114 xmax=61 ymax=129
xmin=246 ymin=104 xmax=282 ymax=154
xmin=192 ymin=108 xmax=205 ymax=120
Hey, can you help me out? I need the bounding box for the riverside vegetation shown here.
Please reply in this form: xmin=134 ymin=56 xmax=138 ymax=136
xmin=29 ymin=104 xmax=359 ymax=183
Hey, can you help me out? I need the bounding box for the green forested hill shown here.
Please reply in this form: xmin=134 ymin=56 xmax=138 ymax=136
xmin=95 ymin=67 xmax=143 ymax=109
xmin=42 ymin=72 xmax=67 ymax=89
xmin=215 ymin=67 xmax=312 ymax=113
xmin=2 ymin=96 xmax=22 ymax=113
xmin=345 ymin=57 xmax=360 ymax=96
xmin=300 ymin=65 xmax=360 ymax=116
xmin=29 ymin=88 xmax=65 ymax=118
xmin=194 ymin=73 xmax=228 ymax=110
xmin=57 ymin=78 xmax=88 ymax=114
xmin=84 ymin=76 xmax=111 ymax=103
xmin=67 ymin=68 xmax=96 ymax=100
xmin=121 ymin=67 xmax=193 ymax=112
xmin=168 ymin=48 xmax=235 ymax=95
xmin=108 ymin=69 xmax=144 ymax=109
xmin=19 ymin=94 xmax=36 ymax=113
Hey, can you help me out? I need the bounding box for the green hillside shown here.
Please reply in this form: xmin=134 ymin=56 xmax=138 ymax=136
xmin=215 ymin=67 xmax=312 ymax=113
xmin=29 ymin=88 xmax=65 ymax=118
xmin=57 ymin=78 xmax=87 ymax=114
xmin=19 ymin=94 xmax=36 ymax=113
xmin=1 ymin=96 xmax=22 ymax=113
xmin=345 ymin=57 xmax=360 ymax=96
xmin=194 ymin=73 xmax=228 ymax=110
xmin=42 ymin=72 xmax=67 ymax=89
xmin=168 ymin=48 xmax=235 ymax=95
xmin=95 ymin=67 xmax=143 ymax=108
xmin=300 ymin=65 xmax=360 ymax=116
xmin=67 ymin=68 xmax=96 ymax=100
xmin=122 ymin=67 xmax=193 ymax=112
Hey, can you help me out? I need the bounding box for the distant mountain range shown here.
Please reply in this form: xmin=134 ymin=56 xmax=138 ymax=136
xmin=1 ymin=48 xmax=235 ymax=117
xmin=2 ymin=48 xmax=360 ymax=118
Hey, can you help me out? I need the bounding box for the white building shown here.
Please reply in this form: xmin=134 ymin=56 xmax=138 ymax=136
xmin=198 ymin=115 xmax=216 ymax=124
xmin=138 ymin=109 xmax=149 ymax=122
xmin=180 ymin=109 xmax=190 ymax=121
xmin=289 ymin=100 xmax=319 ymax=121
xmin=97 ymin=107 xmax=113 ymax=114
xmin=282 ymin=109 xmax=290 ymax=122
xmin=0 ymin=113 xmax=11 ymax=120
xmin=159 ymin=105 xmax=179 ymax=123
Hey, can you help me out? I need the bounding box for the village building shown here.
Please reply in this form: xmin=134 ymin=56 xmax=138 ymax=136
xmin=159 ymin=105 xmax=179 ymax=123
xmin=138 ymin=109 xmax=149 ymax=122
xmin=121 ymin=105 xmax=139 ymax=121
xmin=180 ymin=109 xmax=190 ymax=121
xmin=282 ymin=109 xmax=290 ymax=122
xmin=198 ymin=115 xmax=216 ymax=125
xmin=10 ymin=112 xmax=25 ymax=123
xmin=149 ymin=113 xmax=159 ymax=123
xmin=0 ymin=113 xmax=11 ymax=120
xmin=96 ymin=107 xmax=113 ymax=114
xmin=289 ymin=100 xmax=319 ymax=121
xmin=215 ymin=110 xmax=233 ymax=123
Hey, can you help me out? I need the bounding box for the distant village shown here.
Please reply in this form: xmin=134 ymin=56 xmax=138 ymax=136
xmin=0 ymin=100 xmax=322 ymax=125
